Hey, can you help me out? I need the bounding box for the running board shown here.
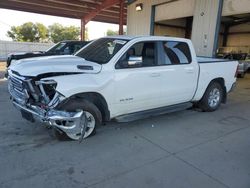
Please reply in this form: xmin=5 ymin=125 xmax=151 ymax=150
xmin=115 ymin=102 xmax=193 ymax=123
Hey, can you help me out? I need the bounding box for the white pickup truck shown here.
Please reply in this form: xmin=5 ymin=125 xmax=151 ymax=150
xmin=8 ymin=36 xmax=238 ymax=141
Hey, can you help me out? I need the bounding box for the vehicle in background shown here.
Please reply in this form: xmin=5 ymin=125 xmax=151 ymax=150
xmin=7 ymin=36 xmax=238 ymax=141
xmin=223 ymin=53 xmax=248 ymax=78
xmin=6 ymin=40 xmax=89 ymax=67
xmin=244 ymin=54 xmax=250 ymax=72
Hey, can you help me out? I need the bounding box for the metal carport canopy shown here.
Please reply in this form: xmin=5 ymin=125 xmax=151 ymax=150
xmin=0 ymin=0 xmax=128 ymax=40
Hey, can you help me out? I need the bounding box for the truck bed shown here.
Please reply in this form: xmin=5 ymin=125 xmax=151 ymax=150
xmin=192 ymin=57 xmax=238 ymax=102
xmin=197 ymin=56 xmax=231 ymax=63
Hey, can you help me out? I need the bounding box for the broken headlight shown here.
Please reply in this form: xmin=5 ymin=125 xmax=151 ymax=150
xmin=36 ymin=80 xmax=57 ymax=104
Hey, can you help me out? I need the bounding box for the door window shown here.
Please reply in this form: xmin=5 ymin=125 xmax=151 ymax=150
xmin=116 ymin=42 xmax=157 ymax=69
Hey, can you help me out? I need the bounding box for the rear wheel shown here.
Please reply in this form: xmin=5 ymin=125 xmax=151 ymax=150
xmin=198 ymin=82 xmax=223 ymax=112
xmin=53 ymin=100 xmax=102 ymax=141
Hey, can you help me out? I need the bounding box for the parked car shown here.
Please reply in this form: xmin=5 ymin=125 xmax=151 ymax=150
xmin=223 ymin=53 xmax=248 ymax=78
xmin=243 ymin=54 xmax=250 ymax=72
xmin=7 ymin=36 xmax=238 ymax=141
xmin=6 ymin=40 xmax=89 ymax=67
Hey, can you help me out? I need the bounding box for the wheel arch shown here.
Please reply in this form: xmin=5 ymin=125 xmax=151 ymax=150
xmin=57 ymin=92 xmax=110 ymax=121
xmin=207 ymin=77 xmax=227 ymax=103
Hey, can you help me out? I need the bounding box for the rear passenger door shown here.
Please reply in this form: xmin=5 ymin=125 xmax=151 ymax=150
xmin=158 ymin=41 xmax=199 ymax=106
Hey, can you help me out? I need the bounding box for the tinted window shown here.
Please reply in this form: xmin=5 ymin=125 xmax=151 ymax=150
xmin=116 ymin=42 xmax=157 ymax=69
xmin=76 ymin=38 xmax=127 ymax=64
xmin=46 ymin=42 xmax=65 ymax=53
xmin=161 ymin=41 xmax=191 ymax=65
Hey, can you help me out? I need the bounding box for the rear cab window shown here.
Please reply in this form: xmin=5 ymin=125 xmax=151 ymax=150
xmin=158 ymin=41 xmax=192 ymax=65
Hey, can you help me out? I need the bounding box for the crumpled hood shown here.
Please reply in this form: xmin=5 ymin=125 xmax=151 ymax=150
xmin=9 ymin=55 xmax=102 ymax=76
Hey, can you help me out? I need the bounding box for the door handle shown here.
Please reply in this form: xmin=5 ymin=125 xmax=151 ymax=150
xmin=150 ymin=73 xmax=161 ymax=77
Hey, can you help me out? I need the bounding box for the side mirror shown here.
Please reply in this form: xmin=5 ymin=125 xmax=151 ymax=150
xmin=128 ymin=56 xmax=142 ymax=67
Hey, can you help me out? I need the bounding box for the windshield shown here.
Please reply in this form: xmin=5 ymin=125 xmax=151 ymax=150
xmin=75 ymin=38 xmax=128 ymax=64
xmin=46 ymin=42 xmax=67 ymax=53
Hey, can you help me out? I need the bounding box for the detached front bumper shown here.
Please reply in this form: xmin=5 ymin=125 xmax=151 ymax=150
xmin=12 ymin=99 xmax=84 ymax=136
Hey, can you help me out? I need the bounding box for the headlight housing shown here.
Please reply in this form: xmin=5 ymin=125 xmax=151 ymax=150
xmin=36 ymin=80 xmax=57 ymax=104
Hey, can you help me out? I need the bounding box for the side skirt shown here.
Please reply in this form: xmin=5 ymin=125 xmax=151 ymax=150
xmin=114 ymin=102 xmax=193 ymax=123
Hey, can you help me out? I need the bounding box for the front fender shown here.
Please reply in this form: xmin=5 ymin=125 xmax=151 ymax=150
xmin=50 ymin=73 xmax=113 ymax=98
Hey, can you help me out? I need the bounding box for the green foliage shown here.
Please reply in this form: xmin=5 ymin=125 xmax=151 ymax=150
xmin=106 ymin=29 xmax=118 ymax=36
xmin=7 ymin=22 xmax=48 ymax=42
xmin=7 ymin=22 xmax=83 ymax=43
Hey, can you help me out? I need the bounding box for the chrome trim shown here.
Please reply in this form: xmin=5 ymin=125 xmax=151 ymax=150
xmin=12 ymin=100 xmax=84 ymax=136
xmin=8 ymin=71 xmax=86 ymax=139
xmin=8 ymin=69 xmax=26 ymax=80
xmin=8 ymin=74 xmax=29 ymax=105
xmin=35 ymin=79 xmax=57 ymax=104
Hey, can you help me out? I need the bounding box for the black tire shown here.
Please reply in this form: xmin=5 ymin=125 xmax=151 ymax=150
xmin=198 ymin=82 xmax=223 ymax=112
xmin=54 ymin=99 xmax=102 ymax=141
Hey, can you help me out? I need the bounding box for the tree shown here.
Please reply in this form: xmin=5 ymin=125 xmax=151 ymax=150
xmin=48 ymin=23 xmax=81 ymax=43
xmin=7 ymin=22 xmax=84 ymax=43
xmin=36 ymin=23 xmax=48 ymax=42
xmin=106 ymin=29 xmax=118 ymax=36
xmin=7 ymin=22 xmax=48 ymax=42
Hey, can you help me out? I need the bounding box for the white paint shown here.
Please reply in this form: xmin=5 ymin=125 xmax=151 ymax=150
xmin=9 ymin=36 xmax=238 ymax=119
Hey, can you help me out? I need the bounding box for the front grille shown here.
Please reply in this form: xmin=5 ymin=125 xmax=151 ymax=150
xmin=8 ymin=74 xmax=29 ymax=105
xmin=10 ymin=76 xmax=23 ymax=91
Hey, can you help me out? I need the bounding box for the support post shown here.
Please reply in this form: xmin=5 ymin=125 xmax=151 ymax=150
xmin=150 ymin=5 xmax=155 ymax=35
xmin=119 ymin=0 xmax=124 ymax=35
xmin=81 ymin=19 xmax=85 ymax=41
xmin=212 ymin=0 xmax=224 ymax=57
xmin=191 ymin=0 xmax=224 ymax=57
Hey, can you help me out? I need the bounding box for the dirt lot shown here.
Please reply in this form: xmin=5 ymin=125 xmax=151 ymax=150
xmin=0 ymin=63 xmax=250 ymax=188
xmin=0 ymin=62 xmax=6 ymax=79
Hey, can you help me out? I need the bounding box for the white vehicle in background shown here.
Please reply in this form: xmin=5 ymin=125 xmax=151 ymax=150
xmin=7 ymin=36 xmax=238 ymax=141
xmin=223 ymin=53 xmax=249 ymax=78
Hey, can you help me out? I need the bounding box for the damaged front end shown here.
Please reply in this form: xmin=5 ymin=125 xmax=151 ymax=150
xmin=8 ymin=70 xmax=86 ymax=140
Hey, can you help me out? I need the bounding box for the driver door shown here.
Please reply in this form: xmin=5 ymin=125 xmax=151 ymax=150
xmin=112 ymin=41 xmax=163 ymax=116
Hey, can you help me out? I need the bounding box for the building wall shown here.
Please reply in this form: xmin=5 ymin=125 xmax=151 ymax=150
xmin=222 ymin=0 xmax=250 ymax=16
xmin=154 ymin=18 xmax=187 ymax=37
xmin=127 ymin=0 xmax=171 ymax=35
xmin=191 ymin=0 xmax=222 ymax=57
xmin=127 ymin=0 xmax=250 ymax=56
xmin=155 ymin=0 xmax=195 ymax=22
xmin=127 ymin=0 xmax=250 ymax=35
xmin=227 ymin=24 xmax=250 ymax=47
xmin=0 ymin=41 xmax=54 ymax=61
xmin=154 ymin=25 xmax=186 ymax=37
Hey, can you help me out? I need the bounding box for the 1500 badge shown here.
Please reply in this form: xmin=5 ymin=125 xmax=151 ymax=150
xmin=120 ymin=98 xmax=133 ymax=102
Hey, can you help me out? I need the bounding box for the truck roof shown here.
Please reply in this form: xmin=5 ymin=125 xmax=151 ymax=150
xmin=104 ymin=35 xmax=191 ymax=43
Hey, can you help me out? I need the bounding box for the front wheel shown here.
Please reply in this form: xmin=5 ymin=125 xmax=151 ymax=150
xmin=53 ymin=100 xmax=102 ymax=141
xmin=198 ymin=82 xmax=223 ymax=112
